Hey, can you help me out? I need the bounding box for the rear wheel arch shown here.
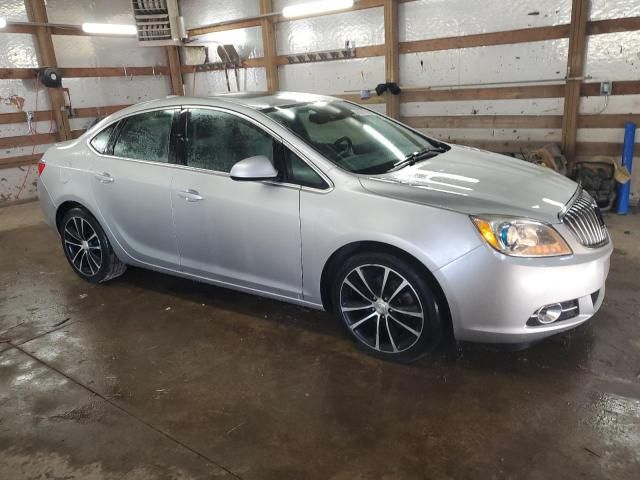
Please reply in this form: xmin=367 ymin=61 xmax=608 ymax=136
xmin=58 ymin=205 xmax=127 ymax=283
xmin=320 ymin=241 xmax=452 ymax=333
xmin=55 ymin=201 xmax=97 ymax=233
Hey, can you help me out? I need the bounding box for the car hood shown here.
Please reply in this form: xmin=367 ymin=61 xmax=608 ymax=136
xmin=358 ymin=144 xmax=578 ymax=224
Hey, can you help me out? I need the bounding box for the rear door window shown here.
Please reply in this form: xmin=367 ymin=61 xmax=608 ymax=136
xmin=112 ymin=109 xmax=175 ymax=163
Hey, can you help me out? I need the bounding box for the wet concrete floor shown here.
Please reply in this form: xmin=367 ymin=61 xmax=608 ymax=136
xmin=1 ymin=201 xmax=639 ymax=479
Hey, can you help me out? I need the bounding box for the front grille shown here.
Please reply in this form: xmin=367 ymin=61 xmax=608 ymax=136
xmin=561 ymin=189 xmax=608 ymax=248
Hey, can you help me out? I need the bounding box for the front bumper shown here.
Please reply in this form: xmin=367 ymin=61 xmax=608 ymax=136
xmin=434 ymin=237 xmax=612 ymax=344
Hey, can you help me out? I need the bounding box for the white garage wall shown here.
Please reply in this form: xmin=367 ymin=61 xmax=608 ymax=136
xmin=1 ymin=0 xmax=639 ymax=205
xmin=0 ymin=0 xmax=47 ymax=202
xmin=276 ymin=8 xmax=384 ymax=54
xmin=0 ymin=0 xmax=175 ymax=204
xmin=182 ymin=0 xmax=260 ymax=28
xmin=400 ymin=0 xmax=571 ymax=40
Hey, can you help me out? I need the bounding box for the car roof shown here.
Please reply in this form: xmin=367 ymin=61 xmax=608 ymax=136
xmin=128 ymin=91 xmax=339 ymax=113
xmin=206 ymin=91 xmax=337 ymax=109
xmin=85 ymin=91 xmax=346 ymax=139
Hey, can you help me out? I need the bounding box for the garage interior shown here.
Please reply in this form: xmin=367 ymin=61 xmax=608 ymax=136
xmin=1 ymin=0 xmax=640 ymax=478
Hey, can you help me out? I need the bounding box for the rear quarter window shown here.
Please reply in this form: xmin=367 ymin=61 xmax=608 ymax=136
xmin=90 ymin=123 xmax=117 ymax=154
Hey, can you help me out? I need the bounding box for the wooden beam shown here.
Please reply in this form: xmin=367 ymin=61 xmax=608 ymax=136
xmin=401 ymin=84 xmax=566 ymax=102
xmin=72 ymin=104 xmax=131 ymax=118
xmin=0 ymin=132 xmax=57 ymax=149
xmin=383 ymin=0 xmax=400 ymax=119
xmin=275 ymin=44 xmax=385 ymax=65
xmin=0 ymin=110 xmax=49 ymax=125
xmin=257 ymin=15 xmax=640 ymax=68
xmin=578 ymin=114 xmax=640 ymax=128
xmin=0 ymin=66 xmax=173 ymax=79
xmin=581 ymin=80 xmax=640 ymax=96
xmin=587 ymin=16 xmax=640 ymax=35
xmin=0 ymin=68 xmax=38 ymax=79
xmin=0 ymin=153 xmax=43 ymax=169
xmin=338 ymin=80 xmax=640 ymax=107
xmin=400 ymin=24 xmax=569 ymax=54
xmin=402 ymin=113 xmax=640 ymax=130
xmin=561 ymin=0 xmax=590 ymax=162
xmin=402 ymin=115 xmax=562 ymax=129
xmin=24 ymin=0 xmax=72 ymax=141
xmin=180 ymin=57 xmax=265 ymax=73
xmin=426 ymin=139 xmax=639 ymax=156
xmin=0 ymin=63 xmax=282 ymax=81
xmin=188 ymin=18 xmax=263 ymax=37
xmin=2 ymin=24 xmax=37 ymax=34
xmin=576 ymin=142 xmax=640 ymax=156
xmin=260 ymin=0 xmax=279 ymax=92
xmin=166 ymin=47 xmax=184 ymax=95
xmin=0 ymin=129 xmax=85 ymax=149
xmin=0 ymin=105 xmax=130 ymax=125
xmin=188 ymin=0 xmax=385 ymax=37
xmin=400 ymin=81 xmax=640 ymax=103
xmin=62 ymin=66 xmax=170 ymax=77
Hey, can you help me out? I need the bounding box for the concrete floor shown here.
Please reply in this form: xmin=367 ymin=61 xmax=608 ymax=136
xmin=1 ymin=201 xmax=639 ymax=480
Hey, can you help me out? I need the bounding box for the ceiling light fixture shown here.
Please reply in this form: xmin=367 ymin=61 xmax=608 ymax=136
xmin=0 ymin=18 xmax=7 ymax=29
xmin=282 ymin=0 xmax=354 ymax=19
xmin=81 ymin=23 xmax=136 ymax=35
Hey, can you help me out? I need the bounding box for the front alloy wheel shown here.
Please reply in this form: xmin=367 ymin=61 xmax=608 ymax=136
xmin=333 ymin=253 xmax=443 ymax=362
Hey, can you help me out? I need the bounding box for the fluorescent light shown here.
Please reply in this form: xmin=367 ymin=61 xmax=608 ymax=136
xmin=81 ymin=23 xmax=136 ymax=35
xmin=282 ymin=0 xmax=354 ymax=19
xmin=0 ymin=18 xmax=7 ymax=29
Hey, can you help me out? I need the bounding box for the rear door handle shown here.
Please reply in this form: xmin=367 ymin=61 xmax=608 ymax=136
xmin=178 ymin=188 xmax=204 ymax=202
xmin=94 ymin=172 xmax=114 ymax=183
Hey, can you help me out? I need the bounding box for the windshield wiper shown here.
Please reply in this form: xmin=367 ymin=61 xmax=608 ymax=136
xmin=390 ymin=146 xmax=447 ymax=171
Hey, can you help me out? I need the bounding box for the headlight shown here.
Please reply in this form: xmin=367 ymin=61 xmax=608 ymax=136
xmin=471 ymin=216 xmax=572 ymax=257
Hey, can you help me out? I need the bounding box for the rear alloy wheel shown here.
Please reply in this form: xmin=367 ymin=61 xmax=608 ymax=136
xmin=60 ymin=208 xmax=126 ymax=283
xmin=333 ymin=253 xmax=443 ymax=362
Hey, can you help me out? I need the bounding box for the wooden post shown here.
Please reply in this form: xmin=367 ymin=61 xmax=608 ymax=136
xmin=384 ymin=0 xmax=400 ymax=119
xmin=24 ymin=0 xmax=72 ymax=141
xmin=260 ymin=0 xmax=279 ymax=92
xmin=561 ymin=0 xmax=590 ymax=162
xmin=166 ymin=46 xmax=185 ymax=95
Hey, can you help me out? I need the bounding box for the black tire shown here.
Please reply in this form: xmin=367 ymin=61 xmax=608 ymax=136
xmin=332 ymin=252 xmax=443 ymax=363
xmin=60 ymin=207 xmax=127 ymax=283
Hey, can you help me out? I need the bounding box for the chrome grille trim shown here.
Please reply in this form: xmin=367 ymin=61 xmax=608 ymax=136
xmin=561 ymin=188 xmax=608 ymax=248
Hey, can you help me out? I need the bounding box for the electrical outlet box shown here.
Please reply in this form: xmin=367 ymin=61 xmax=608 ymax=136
xmin=600 ymin=81 xmax=612 ymax=96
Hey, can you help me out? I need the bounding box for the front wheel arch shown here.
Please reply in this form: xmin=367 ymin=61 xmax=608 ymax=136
xmin=320 ymin=241 xmax=452 ymax=338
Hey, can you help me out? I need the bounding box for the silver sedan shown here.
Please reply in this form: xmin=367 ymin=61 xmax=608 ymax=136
xmin=37 ymin=92 xmax=612 ymax=362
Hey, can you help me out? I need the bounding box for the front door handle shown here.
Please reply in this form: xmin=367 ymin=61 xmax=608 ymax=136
xmin=178 ymin=188 xmax=204 ymax=202
xmin=94 ymin=172 xmax=114 ymax=183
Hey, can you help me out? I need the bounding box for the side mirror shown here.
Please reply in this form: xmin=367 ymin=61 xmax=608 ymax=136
xmin=230 ymin=155 xmax=279 ymax=181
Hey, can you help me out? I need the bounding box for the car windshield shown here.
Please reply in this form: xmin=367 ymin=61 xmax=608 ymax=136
xmin=262 ymin=100 xmax=449 ymax=174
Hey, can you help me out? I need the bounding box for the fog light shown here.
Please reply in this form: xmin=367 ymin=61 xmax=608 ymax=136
xmin=537 ymin=303 xmax=563 ymax=324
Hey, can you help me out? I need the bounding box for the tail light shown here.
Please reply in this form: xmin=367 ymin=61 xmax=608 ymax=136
xmin=37 ymin=160 xmax=46 ymax=176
